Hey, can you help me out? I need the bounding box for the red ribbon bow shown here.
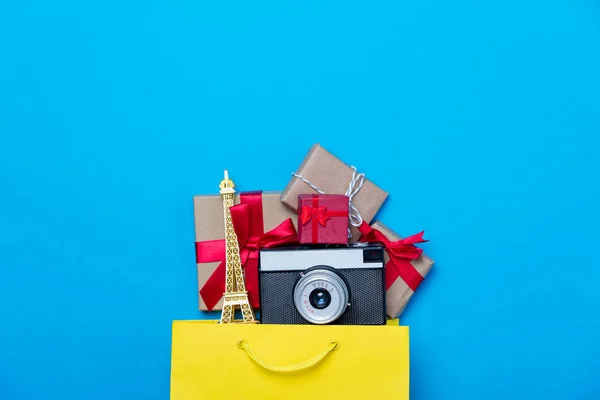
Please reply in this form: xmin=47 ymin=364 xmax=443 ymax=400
xmin=358 ymin=222 xmax=428 ymax=291
xmin=300 ymin=205 xmax=330 ymax=226
xmin=196 ymin=192 xmax=298 ymax=310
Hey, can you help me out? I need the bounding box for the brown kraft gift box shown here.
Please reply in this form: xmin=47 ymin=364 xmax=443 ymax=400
xmin=371 ymin=221 xmax=434 ymax=318
xmin=281 ymin=144 xmax=388 ymax=241
xmin=194 ymin=191 xmax=296 ymax=311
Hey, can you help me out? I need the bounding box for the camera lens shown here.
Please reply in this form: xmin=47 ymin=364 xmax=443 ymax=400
xmin=309 ymin=288 xmax=331 ymax=310
xmin=293 ymin=267 xmax=350 ymax=324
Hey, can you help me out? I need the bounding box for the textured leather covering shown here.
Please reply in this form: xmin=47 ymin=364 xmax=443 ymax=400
xmin=260 ymin=268 xmax=386 ymax=325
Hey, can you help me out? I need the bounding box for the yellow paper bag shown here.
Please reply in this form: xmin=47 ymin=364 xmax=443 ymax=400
xmin=170 ymin=320 xmax=409 ymax=400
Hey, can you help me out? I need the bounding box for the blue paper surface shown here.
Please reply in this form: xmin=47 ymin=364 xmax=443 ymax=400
xmin=1 ymin=1 xmax=599 ymax=399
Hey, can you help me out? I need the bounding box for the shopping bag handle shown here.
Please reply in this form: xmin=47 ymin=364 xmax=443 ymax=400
xmin=237 ymin=339 xmax=338 ymax=373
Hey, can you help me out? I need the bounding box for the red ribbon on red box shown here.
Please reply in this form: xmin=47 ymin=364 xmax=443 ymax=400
xmin=300 ymin=194 xmax=348 ymax=243
xmin=359 ymin=222 xmax=427 ymax=291
xmin=196 ymin=191 xmax=298 ymax=311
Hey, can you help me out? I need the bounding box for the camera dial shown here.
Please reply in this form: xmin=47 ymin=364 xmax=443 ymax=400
xmin=293 ymin=267 xmax=350 ymax=324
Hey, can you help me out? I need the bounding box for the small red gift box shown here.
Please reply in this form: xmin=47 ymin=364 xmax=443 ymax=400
xmin=298 ymin=194 xmax=349 ymax=244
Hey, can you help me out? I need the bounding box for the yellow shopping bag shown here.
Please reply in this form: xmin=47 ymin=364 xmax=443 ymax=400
xmin=170 ymin=320 xmax=409 ymax=399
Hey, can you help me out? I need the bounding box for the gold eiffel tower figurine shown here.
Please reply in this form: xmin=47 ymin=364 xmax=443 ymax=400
xmin=219 ymin=170 xmax=257 ymax=324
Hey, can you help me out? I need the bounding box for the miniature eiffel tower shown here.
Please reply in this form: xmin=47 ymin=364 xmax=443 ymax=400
xmin=219 ymin=170 xmax=257 ymax=324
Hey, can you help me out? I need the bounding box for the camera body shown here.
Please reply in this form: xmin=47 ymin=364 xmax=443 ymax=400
xmin=259 ymin=243 xmax=386 ymax=325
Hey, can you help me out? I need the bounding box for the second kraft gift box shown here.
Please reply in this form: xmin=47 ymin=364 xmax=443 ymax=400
xmin=281 ymin=144 xmax=388 ymax=241
xmin=193 ymin=191 xmax=297 ymax=311
xmin=360 ymin=221 xmax=434 ymax=318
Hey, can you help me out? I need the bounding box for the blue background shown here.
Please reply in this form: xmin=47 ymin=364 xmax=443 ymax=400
xmin=1 ymin=0 xmax=599 ymax=399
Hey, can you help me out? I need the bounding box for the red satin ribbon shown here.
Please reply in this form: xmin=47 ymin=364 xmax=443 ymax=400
xmin=196 ymin=191 xmax=298 ymax=310
xmin=358 ymin=222 xmax=428 ymax=292
xmin=300 ymin=195 xmax=348 ymax=243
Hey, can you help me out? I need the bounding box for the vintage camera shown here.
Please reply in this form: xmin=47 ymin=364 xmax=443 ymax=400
xmin=258 ymin=243 xmax=386 ymax=325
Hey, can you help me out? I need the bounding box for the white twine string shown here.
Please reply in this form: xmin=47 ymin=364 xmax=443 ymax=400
xmin=292 ymin=174 xmax=326 ymax=195
xmin=344 ymin=168 xmax=365 ymax=227
xmin=292 ymin=167 xmax=366 ymax=237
